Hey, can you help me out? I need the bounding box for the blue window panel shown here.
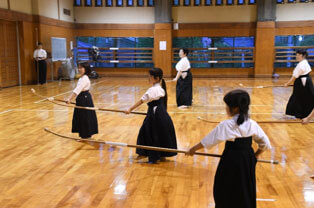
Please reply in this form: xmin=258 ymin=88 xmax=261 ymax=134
xmin=237 ymin=0 xmax=245 ymax=4
xmin=216 ymin=0 xmax=223 ymax=5
xmin=205 ymin=0 xmax=212 ymax=5
xmin=147 ymin=0 xmax=154 ymax=6
xmin=276 ymin=0 xmax=284 ymax=3
xmin=194 ymin=0 xmax=201 ymax=5
xmin=137 ymin=0 xmax=144 ymax=6
xmin=227 ymin=0 xmax=234 ymax=5
xmin=173 ymin=0 xmax=180 ymax=5
xmin=85 ymin=0 xmax=92 ymax=6
xmin=184 ymin=0 xmax=191 ymax=6
xmin=299 ymin=0 xmax=308 ymax=2
xmin=106 ymin=0 xmax=113 ymax=6
xmin=116 ymin=0 xmax=123 ymax=6
xmin=95 ymin=0 xmax=102 ymax=6
xmin=127 ymin=0 xmax=133 ymax=6
xmin=74 ymin=0 xmax=82 ymax=6
xmin=287 ymin=0 xmax=296 ymax=2
xmin=248 ymin=0 xmax=255 ymax=4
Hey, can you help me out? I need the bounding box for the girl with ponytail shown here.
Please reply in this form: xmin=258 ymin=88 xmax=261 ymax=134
xmin=125 ymin=68 xmax=177 ymax=164
xmin=187 ymin=89 xmax=272 ymax=208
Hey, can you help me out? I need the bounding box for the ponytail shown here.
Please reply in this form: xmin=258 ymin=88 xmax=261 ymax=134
xmin=223 ymin=89 xmax=250 ymax=126
xmin=161 ymin=78 xmax=168 ymax=109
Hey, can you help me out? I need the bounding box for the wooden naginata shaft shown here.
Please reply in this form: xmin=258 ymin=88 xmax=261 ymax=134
xmin=44 ymin=128 xmax=279 ymax=164
xmin=197 ymin=116 xmax=313 ymax=124
xmin=31 ymin=88 xmax=146 ymax=115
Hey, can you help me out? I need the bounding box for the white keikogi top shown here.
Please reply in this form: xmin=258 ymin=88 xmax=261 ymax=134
xmin=73 ymin=75 xmax=91 ymax=95
xmin=141 ymin=83 xmax=165 ymax=103
xmin=33 ymin=49 xmax=47 ymax=59
xmin=176 ymin=56 xmax=191 ymax=79
xmin=292 ymin=59 xmax=312 ymax=86
xmin=201 ymin=115 xmax=272 ymax=151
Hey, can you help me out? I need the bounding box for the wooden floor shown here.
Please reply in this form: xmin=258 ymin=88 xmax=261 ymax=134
xmin=0 ymin=77 xmax=313 ymax=208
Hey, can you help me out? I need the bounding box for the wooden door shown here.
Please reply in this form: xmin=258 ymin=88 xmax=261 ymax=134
xmin=0 ymin=20 xmax=19 ymax=87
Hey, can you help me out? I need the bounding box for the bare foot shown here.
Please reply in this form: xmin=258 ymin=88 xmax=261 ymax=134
xmin=135 ymin=155 xmax=147 ymax=160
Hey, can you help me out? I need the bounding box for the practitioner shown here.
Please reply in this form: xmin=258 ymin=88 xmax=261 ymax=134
xmin=66 ymin=62 xmax=98 ymax=139
xmin=125 ymin=68 xmax=177 ymax=164
xmin=33 ymin=42 xmax=47 ymax=84
xmin=285 ymin=49 xmax=314 ymax=119
xmin=173 ymin=48 xmax=193 ymax=109
xmin=187 ymin=89 xmax=272 ymax=208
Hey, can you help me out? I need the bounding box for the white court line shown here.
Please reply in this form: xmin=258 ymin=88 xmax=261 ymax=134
xmin=34 ymin=79 xmax=108 ymax=104
xmin=257 ymin=198 xmax=276 ymax=202
xmin=0 ymin=109 xmax=14 ymax=115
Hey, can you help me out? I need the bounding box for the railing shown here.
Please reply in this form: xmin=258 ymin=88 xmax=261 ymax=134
xmin=274 ymin=46 xmax=314 ymax=67
xmin=77 ymin=47 xmax=153 ymax=66
xmin=172 ymin=47 xmax=254 ymax=68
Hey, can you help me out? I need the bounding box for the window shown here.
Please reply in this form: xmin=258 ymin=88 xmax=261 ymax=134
xmin=74 ymin=0 xmax=82 ymax=6
xmin=227 ymin=0 xmax=234 ymax=5
xmin=215 ymin=0 xmax=223 ymax=5
xmin=287 ymin=0 xmax=296 ymax=2
xmin=276 ymin=0 xmax=284 ymax=3
xmin=95 ymin=0 xmax=102 ymax=6
xmin=106 ymin=0 xmax=113 ymax=6
xmin=237 ymin=0 xmax=245 ymax=5
xmin=116 ymin=0 xmax=123 ymax=6
xmin=127 ymin=0 xmax=134 ymax=6
xmin=76 ymin=37 xmax=154 ymax=68
xmin=85 ymin=0 xmax=92 ymax=6
xmin=275 ymin=35 xmax=314 ymax=68
xmin=173 ymin=37 xmax=255 ymax=68
xmin=147 ymin=0 xmax=154 ymax=6
xmin=184 ymin=0 xmax=191 ymax=6
xmin=194 ymin=0 xmax=201 ymax=6
xmin=248 ymin=0 xmax=255 ymax=4
xmin=173 ymin=0 xmax=180 ymax=6
xmin=299 ymin=0 xmax=309 ymax=2
xmin=137 ymin=0 xmax=144 ymax=6
xmin=205 ymin=0 xmax=212 ymax=5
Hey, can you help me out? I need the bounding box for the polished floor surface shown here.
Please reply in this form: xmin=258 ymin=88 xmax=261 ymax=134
xmin=0 ymin=77 xmax=313 ymax=208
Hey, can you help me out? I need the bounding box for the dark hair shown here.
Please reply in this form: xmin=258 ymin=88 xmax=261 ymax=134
xmin=79 ymin=62 xmax=92 ymax=76
xmin=38 ymin=42 xmax=42 ymax=46
xmin=223 ymin=89 xmax=250 ymax=125
xmin=296 ymin=49 xmax=308 ymax=58
xmin=180 ymin=48 xmax=189 ymax=56
xmin=149 ymin=68 xmax=168 ymax=109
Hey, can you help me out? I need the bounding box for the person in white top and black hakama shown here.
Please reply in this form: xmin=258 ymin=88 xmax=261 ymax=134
xmin=284 ymin=49 xmax=314 ymax=119
xmin=125 ymin=68 xmax=178 ymax=164
xmin=173 ymin=48 xmax=193 ymax=109
xmin=66 ymin=63 xmax=98 ymax=139
xmin=187 ymin=90 xmax=272 ymax=208
xmin=33 ymin=43 xmax=47 ymax=85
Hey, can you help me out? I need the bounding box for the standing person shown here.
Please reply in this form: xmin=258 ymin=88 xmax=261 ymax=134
xmin=284 ymin=49 xmax=314 ymax=119
xmin=187 ymin=90 xmax=272 ymax=208
xmin=33 ymin=43 xmax=47 ymax=84
xmin=125 ymin=68 xmax=178 ymax=164
xmin=66 ymin=62 xmax=98 ymax=139
xmin=173 ymin=48 xmax=193 ymax=109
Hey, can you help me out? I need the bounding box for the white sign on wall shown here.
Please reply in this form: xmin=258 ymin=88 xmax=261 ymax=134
xmin=159 ymin=41 xmax=166 ymax=51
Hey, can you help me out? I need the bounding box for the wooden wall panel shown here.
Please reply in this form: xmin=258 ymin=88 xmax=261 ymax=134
xmin=254 ymin=21 xmax=275 ymax=77
xmin=276 ymin=20 xmax=314 ymax=35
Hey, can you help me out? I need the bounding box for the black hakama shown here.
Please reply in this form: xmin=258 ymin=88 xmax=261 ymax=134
xmin=286 ymin=73 xmax=314 ymax=119
xmin=72 ymin=91 xmax=98 ymax=138
xmin=35 ymin=60 xmax=47 ymax=84
xmin=176 ymin=70 xmax=193 ymax=107
xmin=136 ymin=98 xmax=177 ymax=162
xmin=214 ymin=137 xmax=257 ymax=208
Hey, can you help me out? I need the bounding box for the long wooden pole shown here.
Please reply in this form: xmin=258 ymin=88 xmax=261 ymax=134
xmin=31 ymin=88 xmax=146 ymax=115
xmin=44 ymin=128 xmax=279 ymax=164
xmin=197 ymin=116 xmax=313 ymax=124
